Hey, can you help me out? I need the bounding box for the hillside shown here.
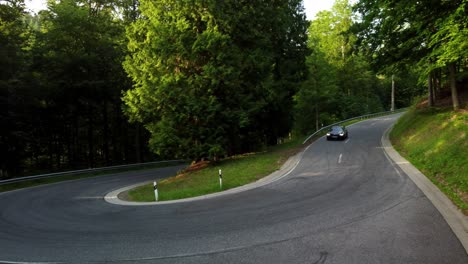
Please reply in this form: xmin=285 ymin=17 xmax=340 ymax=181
xmin=390 ymin=106 xmax=467 ymax=214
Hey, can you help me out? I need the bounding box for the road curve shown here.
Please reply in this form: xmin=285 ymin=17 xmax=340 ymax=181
xmin=0 ymin=114 xmax=466 ymax=264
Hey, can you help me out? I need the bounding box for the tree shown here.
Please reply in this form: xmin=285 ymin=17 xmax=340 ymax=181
xmin=353 ymin=0 xmax=467 ymax=110
xmin=261 ymin=0 xmax=309 ymax=145
xmin=123 ymin=0 xmax=309 ymax=161
xmin=427 ymin=2 xmax=467 ymax=110
xmin=0 ymin=0 xmax=31 ymax=177
xmin=295 ymin=0 xmax=388 ymax=135
xmin=0 ymin=0 xmax=161 ymax=178
xmin=6 ymin=0 xmax=153 ymax=175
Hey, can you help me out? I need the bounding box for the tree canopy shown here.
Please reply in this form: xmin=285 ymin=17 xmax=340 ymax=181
xmin=353 ymin=0 xmax=467 ymax=110
xmin=123 ymin=0 xmax=309 ymax=161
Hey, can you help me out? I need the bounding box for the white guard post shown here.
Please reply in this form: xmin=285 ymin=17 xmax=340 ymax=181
xmin=219 ymin=169 xmax=222 ymax=189
xmin=153 ymin=181 xmax=158 ymax=202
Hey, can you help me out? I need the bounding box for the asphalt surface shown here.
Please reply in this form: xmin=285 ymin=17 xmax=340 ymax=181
xmin=0 ymin=114 xmax=466 ymax=264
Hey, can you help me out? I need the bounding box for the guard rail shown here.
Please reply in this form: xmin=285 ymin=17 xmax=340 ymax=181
xmin=0 ymin=160 xmax=186 ymax=185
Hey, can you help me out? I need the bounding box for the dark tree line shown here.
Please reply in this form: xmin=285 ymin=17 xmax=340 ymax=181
xmin=1 ymin=0 xmax=152 ymax=178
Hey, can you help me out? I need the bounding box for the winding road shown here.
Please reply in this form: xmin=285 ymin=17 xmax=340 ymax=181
xmin=0 ymin=114 xmax=466 ymax=263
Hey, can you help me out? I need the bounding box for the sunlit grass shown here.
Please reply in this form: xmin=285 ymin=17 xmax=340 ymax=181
xmin=127 ymin=136 xmax=306 ymax=202
xmin=390 ymin=107 xmax=468 ymax=214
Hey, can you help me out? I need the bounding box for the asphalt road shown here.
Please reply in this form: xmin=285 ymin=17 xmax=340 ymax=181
xmin=0 ymin=114 xmax=466 ymax=264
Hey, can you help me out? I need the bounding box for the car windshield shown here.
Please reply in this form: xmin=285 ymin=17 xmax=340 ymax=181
xmin=330 ymin=126 xmax=343 ymax=133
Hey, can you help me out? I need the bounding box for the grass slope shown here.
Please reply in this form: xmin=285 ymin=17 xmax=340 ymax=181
xmin=390 ymin=107 xmax=467 ymax=214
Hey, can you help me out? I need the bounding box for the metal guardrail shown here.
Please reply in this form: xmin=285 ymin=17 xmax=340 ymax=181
xmin=0 ymin=160 xmax=186 ymax=185
xmin=302 ymin=108 xmax=408 ymax=144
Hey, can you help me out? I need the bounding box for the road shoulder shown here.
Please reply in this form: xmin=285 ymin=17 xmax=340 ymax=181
xmin=382 ymin=125 xmax=468 ymax=253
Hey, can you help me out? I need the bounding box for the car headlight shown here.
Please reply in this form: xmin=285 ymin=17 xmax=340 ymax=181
xmin=339 ymin=132 xmax=344 ymax=136
xmin=326 ymin=133 xmax=330 ymax=136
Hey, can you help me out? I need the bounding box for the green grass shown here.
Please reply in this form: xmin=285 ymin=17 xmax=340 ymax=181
xmin=0 ymin=161 xmax=185 ymax=193
xmin=390 ymin=107 xmax=467 ymax=214
xmin=127 ymin=137 xmax=306 ymax=202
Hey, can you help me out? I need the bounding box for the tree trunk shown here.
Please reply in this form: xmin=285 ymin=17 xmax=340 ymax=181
xmin=87 ymin=105 xmax=94 ymax=168
xmin=315 ymin=103 xmax=319 ymax=132
xmin=55 ymin=136 xmax=61 ymax=169
xmin=135 ymin=124 xmax=141 ymax=163
xmin=448 ymin=63 xmax=460 ymax=111
xmin=428 ymin=72 xmax=434 ymax=107
xmin=391 ymin=74 xmax=395 ymax=111
xmin=103 ymin=101 xmax=110 ymax=165
xmin=435 ymin=68 xmax=441 ymax=97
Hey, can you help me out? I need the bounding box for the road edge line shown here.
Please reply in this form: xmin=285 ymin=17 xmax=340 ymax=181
xmin=381 ymin=125 xmax=468 ymax=254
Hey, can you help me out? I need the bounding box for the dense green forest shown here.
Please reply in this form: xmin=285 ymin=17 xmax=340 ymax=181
xmin=1 ymin=0 xmax=465 ymax=178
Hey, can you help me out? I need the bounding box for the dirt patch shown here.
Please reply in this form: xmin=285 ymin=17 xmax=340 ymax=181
xmin=418 ymin=84 xmax=467 ymax=110
xmin=184 ymin=160 xmax=210 ymax=173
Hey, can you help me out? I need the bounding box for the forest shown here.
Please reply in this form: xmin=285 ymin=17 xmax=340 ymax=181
xmin=1 ymin=0 xmax=465 ymax=178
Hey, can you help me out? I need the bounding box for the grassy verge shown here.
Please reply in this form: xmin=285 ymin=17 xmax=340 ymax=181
xmin=390 ymin=107 xmax=467 ymax=214
xmin=128 ymin=137 xmax=306 ymax=202
xmin=0 ymin=161 xmax=185 ymax=193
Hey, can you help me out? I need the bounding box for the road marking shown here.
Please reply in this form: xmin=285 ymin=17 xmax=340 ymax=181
xmin=75 ymin=196 xmax=104 ymax=200
xmin=338 ymin=154 xmax=343 ymax=164
xmin=345 ymin=139 xmax=349 ymax=144
xmin=0 ymin=261 xmax=59 ymax=264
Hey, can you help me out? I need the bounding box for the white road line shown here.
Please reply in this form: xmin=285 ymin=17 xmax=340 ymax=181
xmin=345 ymin=139 xmax=349 ymax=144
xmin=338 ymin=153 xmax=343 ymax=164
xmin=0 ymin=261 xmax=59 ymax=264
xmin=75 ymin=196 xmax=104 ymax=200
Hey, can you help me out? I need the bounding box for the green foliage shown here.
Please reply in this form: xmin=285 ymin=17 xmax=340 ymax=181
xmin=1 ymin=0 xmax=158 ymax=178
xmin=30 ymin=0 xmax=135 ymax=169
xmin=294 ymin=0 xmax=389 ymax=135
xmin=0 ymin=0 xmax=31 ymax=177
xmin=428 ymin=2 xmax=468 ymax=69
xmin=0 ymin=0 xmax=28 ymax=79
xmin=353 ymin=0 xmax=467 ymax=110
xmin=123 ymin=0 xmax=309 ymax=161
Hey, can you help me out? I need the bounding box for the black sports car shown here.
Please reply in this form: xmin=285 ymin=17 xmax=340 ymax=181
xmin=326 ymin=126 xmax=348 ymax=140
